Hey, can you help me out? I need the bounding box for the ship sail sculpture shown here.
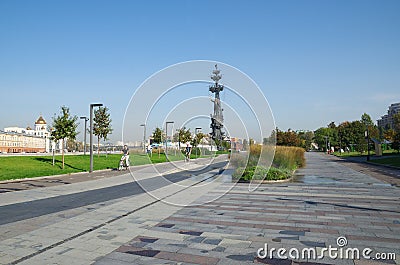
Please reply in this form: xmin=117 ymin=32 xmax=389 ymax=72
xmin=209 ymin=64 xmax=225 ymax=149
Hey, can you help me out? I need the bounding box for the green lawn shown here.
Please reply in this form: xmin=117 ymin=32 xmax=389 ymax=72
xmin=0 ymin=152 xmax=216 ymax=181
xmin=369 ymin=157 xmax=400 ymax=168
xmin=333 ymin=149 xmax=398 ymax=157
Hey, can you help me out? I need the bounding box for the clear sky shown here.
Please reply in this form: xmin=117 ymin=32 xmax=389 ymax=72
xmin=0 ymin=0 xmax=399 ymax=143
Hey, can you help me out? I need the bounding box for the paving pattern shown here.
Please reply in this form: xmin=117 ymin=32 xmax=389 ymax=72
xmin=95 ymin=152 xmax=400 ymax=265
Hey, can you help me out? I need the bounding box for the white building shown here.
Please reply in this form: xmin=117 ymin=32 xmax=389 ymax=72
xmin=3 ymin=115 xmax=52 ymax=153
xmin=377 ymin=103 xmax=400 ymax=129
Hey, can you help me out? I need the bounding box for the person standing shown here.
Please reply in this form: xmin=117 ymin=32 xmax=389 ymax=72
xmin=123 ymin=145 xmax=130 ymax=167
xmin=185 ymin=143 xmax=192 ymax=162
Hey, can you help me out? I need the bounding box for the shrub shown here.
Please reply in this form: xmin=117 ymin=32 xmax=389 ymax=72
xmin=273 ymin=146 xmax=305 ymax=170
xmin=232 ymin=165 xmax=291 ymax=181
xmin=230 ymin=145 xmax=305 ymax=182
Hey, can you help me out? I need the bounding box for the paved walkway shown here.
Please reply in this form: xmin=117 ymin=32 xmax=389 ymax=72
xmin=95 ymin=152 xmax=400 ymax=265
xmin=0 ymin=152 xmax=399 ymax=265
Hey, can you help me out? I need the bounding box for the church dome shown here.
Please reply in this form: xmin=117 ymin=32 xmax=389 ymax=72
xmin=35 ymin=115 xmax=46 ymax=125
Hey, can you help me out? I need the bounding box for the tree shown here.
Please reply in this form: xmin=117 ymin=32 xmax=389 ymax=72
xmin=282 ymin=130 xmax=301 ymax=147
xmin=393 ymin=113 xmax=400 ymax=132
xmin=152 ymin=127 xmax=163 ymax=144
xmin=173 ymin=127 xmax=192 ymax=147
xmin=192 ymin=132 xmax=205 ymax=147
xmin=300 ymin=131 xmax=314 ymax=150
xmin=51 ymin=106 xmax=78 ymax=169
xmin=392 ymin=113 xmax=400 ymax=153
xmin=93 ymin=107 xmax=113 ymax=156
xmin=242 ymin=139 xmax=248 ymax=151
xmin=266 ymin=129 xmax=276 ymax=145
xmin=314 ymin=127 xmax=338 ymax=151
xmin=351 ymin=120 xmax=367 ymax=153
xmin=361 ymin=113 xmax=374 ymax=127
xmin=383 ymin=129 xmax=396 ymax=142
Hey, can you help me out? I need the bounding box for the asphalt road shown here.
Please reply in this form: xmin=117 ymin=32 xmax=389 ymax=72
xmin=0 ymin=161 xmax=228 ymax=225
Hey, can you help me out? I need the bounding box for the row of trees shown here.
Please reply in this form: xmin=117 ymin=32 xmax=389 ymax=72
xmin=151 ymin=126 xmax=231 ymax=150
xmin=152 ymin=127 xmax=205 ymax=148
xmin=262 ymin=112 xmax=400 ymax=154
xmin=313 ymin=113 xmax=400 ymax=153
xmin=51 ymin=106 xmax=112 ymax=169
xmin=263 ymin=129 xmax=314 ymax=150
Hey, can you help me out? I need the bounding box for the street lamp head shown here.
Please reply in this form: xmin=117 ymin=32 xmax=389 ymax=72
xmin=90 ymin=103 xmax=103 ymax=107
xmin=166 ymin=121 xmax=174 ymax=124
xmin=140 ymin=124 xmax=145 ymax=127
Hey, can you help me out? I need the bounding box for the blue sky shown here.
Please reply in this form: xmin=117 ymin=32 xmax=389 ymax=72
xmin=0 ymin=0 xmax=399 ymax=143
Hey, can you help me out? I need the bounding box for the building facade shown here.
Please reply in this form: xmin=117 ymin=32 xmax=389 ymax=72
xmin=230 ymin=137 xmax=244 ymax=151
xmin=0 ymin=131 xmax=46 ymax=153
xmin=1 ymin=116 xmax=51 ymax=153
xmin=377 ymin=103 xmax=400 ymax=129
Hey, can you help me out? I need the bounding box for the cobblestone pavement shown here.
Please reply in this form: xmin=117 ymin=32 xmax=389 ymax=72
xmin=95 ymin=152 xmax=400 ymax=265
xmin=1 ymin=152 xmax=399 ymax=265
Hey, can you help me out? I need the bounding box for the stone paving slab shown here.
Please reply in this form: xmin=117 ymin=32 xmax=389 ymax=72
xmin=95 ymin=152 xmax=399 ymax=265
xmin=1 ymin=152 xmax=399 ymax=264
xmin=0 ymin=163 xmax=228 ymax=264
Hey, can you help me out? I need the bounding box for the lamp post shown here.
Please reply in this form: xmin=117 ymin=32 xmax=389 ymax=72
xmin=165 ymin=121 xmax=174 ymax=156
xmin=80 ymin=116 xmax=88 ymax=155
xmin=140 ymin=124 xmax=146 ymax=153
xmin=324 ymin=136 xmax=329 ymax=154
xmin=89 ymin=103 xmax=103 ymax=172
xmin=195 ymin=127 xmax=202 ymax=157
xmin=176 ymin=129 xmax=181 ymax=150
xmin=365 ymin=129 xmax=370 ymax=161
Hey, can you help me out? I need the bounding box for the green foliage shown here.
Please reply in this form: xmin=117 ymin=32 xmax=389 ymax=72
xmin=51 ymin=106 xmax=78 ymax=142
xmin=361 ymin=113 xmax=374 ymax=127
xmin=370 ymin=156 xmax=400 ymax=167
xmin=191 ymin=132 xmax=205 ymax=147
xmin=232 ymin=166 xmax=291 ymax=181
xmin=220 ymin=140 xmax=231 ymax=150
xmin=152 ymin=127 xmax=164 ymax=144
xmin=173 ymin=127 xmax=192 ymax=144
xmin=272 ymin=128 xmax=313 ymax=149
xmin=314 ymin=113 xmax=380 ymax=154
xmin=300 ymin=131 xmax=314 ymax=150
xmin=314 ymin=126 xmax=338 ymax=151
xmin=0 ymin=154 xmax=121 ymax=180
xmin=272 ymin=146 xmax=306 ymax=170
xmin=392 ymin=113 xmax=400 ymax=153
xmin=230 ymin=145 xmax=305 ymax=182
xmin=93 ymin=106 xmax=113 ymax=142
xmin=51 ymin=106 xmax=78 ymax=169
xmin=93 ymin=106 xmax=112 ymax=156
xmin=0 ymin=151 xmax=215 ymax=181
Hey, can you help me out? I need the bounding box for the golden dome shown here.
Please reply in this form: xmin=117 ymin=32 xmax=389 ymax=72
xmin=35 ymin=115 xmax=46 ymax=125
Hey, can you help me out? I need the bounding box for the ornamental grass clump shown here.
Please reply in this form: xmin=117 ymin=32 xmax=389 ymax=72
xmin=231 ymin=145 xmax=305 ymax=182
